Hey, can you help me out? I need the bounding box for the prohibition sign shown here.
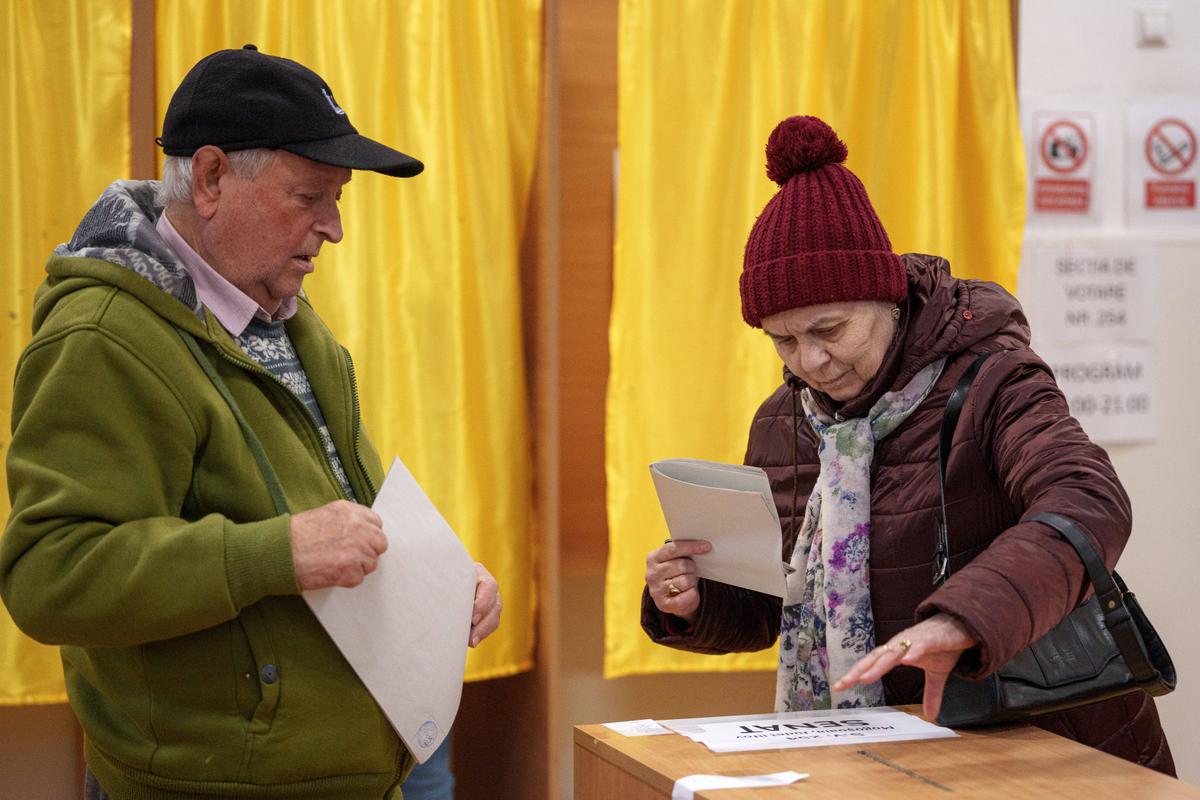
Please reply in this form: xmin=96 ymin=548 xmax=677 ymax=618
xmin=1145 ymin=118 xmax=1196 ymax=176
xmin=1040 ymin=120 xmax=1087 ymax=174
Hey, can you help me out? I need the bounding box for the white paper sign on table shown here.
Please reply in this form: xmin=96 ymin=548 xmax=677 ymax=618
xmin=662 ymin=707 xmax=956 ymax=753
xmin=602 ymin=718 xmax=673 ymax=737
xmin=672 ymin=771 xmax=808 ymax=800
xmin=649 ymin=459 xmax=788 ymax=597
xmin=304 ymin=457 xmax=478 ymax=763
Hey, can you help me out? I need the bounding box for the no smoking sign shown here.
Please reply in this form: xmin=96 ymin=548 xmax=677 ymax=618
xmin=1145 ymin=118 xmax=1196 ymax=176
xmin=1134 ymin=111 xmax=1199 ymax=213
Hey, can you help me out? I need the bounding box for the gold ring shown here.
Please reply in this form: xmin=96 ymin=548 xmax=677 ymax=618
xmin=666 ymin=580 xmax=682 ymax=597
xmin=895 ymin=639 xmax=912 ymax=654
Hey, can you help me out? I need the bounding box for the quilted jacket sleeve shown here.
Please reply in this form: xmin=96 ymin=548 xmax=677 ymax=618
xmin=640 ymin=579 xmax=783 ymax=654
xmin=640 ymin=384 xmax=813 ymax=654
xmin=916 ymin=349 xmax=1131 ymax=678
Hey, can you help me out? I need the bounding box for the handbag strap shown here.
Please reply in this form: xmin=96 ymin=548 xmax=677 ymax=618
xmin=174 ymin=327 xmax=291 ymax=517
xmin=1025 ymin=512 xmax=1160 ymax=687
xmin=933 ymin=350 xmax=1001 ymax=584
xmin=933 ymin=351 xmax=1163 ymax=688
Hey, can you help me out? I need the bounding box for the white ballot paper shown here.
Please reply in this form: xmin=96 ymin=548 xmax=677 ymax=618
xmin=650 ymin=458 xmax=788 ymax=597
xmin=662 ymin=707 xmax=956 ymax=753
xmin=304 ymin=457 xmax=477 ymax=764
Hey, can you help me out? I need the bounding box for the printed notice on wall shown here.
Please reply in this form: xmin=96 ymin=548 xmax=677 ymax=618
xmin=1026 ymin=100 xmax=1102 ymax=225
xmin=1127 ymin=99 xmax=1200 ymax=226
xmin=1022 ymin=239 xmax=1158 ymax=444
xmin=1036 ymin=344 xmax=1157 ymax=444
xmin=1022 ymin=242 xmax=1156 ymax=343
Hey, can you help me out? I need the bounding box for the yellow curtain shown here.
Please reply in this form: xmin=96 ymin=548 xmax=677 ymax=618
xmin=156 ymin=0 xmax=541 ymax=681
xmin=606 ymin=0 xmax=1025 ymax=677
xmin=0 ymin=0 xmax=131 ymax=704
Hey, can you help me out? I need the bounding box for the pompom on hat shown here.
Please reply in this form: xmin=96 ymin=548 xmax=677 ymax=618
xmin=739 ymin=116 xmax=907 ymax=327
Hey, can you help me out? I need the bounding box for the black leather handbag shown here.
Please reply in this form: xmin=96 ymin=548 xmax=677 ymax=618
xmin=931 ymin=352 xmax=1176 ymax=728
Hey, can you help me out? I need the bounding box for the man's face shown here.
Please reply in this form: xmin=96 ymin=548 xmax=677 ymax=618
xmin=203 ymin=150 xmax=352 ymax=313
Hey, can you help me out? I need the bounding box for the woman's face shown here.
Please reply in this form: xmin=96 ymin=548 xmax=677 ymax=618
xmin=761 ymin=301 xmax=896 ymax=401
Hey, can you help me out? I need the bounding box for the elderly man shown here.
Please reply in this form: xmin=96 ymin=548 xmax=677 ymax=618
xmin=0 ymin=46 xmax=500 ymax=799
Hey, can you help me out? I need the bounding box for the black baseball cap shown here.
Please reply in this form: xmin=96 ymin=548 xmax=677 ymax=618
xmin=158 ymin=44 xmax=423 ymax=178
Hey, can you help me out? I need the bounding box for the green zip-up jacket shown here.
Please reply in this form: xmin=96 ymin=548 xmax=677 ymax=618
xmin=1 ymin=183 xmax=411 ymax=798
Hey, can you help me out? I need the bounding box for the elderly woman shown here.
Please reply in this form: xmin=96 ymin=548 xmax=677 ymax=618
xmin=641 ymin=116 xmax=1174 ymax=774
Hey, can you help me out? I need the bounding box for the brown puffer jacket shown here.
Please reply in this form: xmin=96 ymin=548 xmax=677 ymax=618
xmin=642 ymin=254 xmax=1175 ymax=775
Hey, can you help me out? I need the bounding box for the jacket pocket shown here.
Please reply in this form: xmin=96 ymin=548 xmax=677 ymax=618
xmin=230 ymin=617 xmax=262 ymax=722
xmin=138 ymin=618 xmax=267 ymax=782
xmin=235 ymin=605 xmax=281 ymax=735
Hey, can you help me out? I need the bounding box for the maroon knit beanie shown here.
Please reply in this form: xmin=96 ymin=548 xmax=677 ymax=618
xmin=739 ymin=116 xmax=907 ymax=328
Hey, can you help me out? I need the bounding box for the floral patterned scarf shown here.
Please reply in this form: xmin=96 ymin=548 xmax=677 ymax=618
xmin=775 ymin=358 xmax=946 ymax=711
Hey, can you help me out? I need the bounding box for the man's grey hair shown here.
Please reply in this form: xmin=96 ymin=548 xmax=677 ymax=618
xmin=156 ymin=148 xmax=280 ymax=208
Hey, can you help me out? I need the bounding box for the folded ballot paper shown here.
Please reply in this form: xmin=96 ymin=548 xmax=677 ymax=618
xmin=649 ymin=458 xmax=789 ymax=597
xmin=304 ymin=457 xmax=478 ymax=764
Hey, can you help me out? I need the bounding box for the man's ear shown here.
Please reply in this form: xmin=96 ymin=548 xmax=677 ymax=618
xmin=190 ymin=146 xmax=229 ymax=220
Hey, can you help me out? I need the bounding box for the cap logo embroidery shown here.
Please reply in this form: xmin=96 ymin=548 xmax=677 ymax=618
xmin=322 ymin=88 xmax=346 ymax=116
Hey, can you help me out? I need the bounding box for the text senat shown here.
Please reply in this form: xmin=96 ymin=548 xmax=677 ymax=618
xmin=737 ymin=720 xmax=871 ymax=733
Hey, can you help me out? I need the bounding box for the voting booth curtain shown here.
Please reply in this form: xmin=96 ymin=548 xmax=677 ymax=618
xmin=605 ymin=0 xmax=1026 ymax=678
xmin=0 ymin=0 xmax=131 ymax=704
xmin=0 ymin=0 xmax=540 ymax=704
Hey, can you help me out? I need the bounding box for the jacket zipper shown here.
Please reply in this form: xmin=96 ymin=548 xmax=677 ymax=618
xmin=207 ymin=343 xmax=351 ymax=501
xmin=342 ymin=347 xmax=377 ymax=501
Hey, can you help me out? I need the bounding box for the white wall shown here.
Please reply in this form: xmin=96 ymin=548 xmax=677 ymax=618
xmin=1019 ymin=0 xmax=1200 ymax=783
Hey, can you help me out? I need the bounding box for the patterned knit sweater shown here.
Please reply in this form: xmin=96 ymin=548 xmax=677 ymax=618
xmin=239 ymin=318 xmax=355 ymax=499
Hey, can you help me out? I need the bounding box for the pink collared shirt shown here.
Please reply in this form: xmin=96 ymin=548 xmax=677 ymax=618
xmin=155 ymin=212 xmax=296 ymax=336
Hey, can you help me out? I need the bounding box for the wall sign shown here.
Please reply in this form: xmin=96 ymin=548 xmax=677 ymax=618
xmin=1037 ymin=344 xmax=1157 ymax=444
xmin=1024 ymin=244 xmax=1155 ymax=343
xmin=1033 ymin=112 xmax=1094 ymax=214
xmin=1022 ymin=239 xmax=1158 ymax=445
xmin=1127 ymin=100 xmax=1200 ymax=225
xmin=1023 ymin=98 xmax=1104 ymax=226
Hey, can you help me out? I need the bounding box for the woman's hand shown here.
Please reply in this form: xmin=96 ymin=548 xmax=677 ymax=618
xmin=832 ymin=613 xmax=977 ymax=721
xmin=645 ymin=539 xmax=711 ymax=624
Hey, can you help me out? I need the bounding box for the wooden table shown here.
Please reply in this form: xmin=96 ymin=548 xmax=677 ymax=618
xmin=575 ymin=708 xmax=1199 ymax=798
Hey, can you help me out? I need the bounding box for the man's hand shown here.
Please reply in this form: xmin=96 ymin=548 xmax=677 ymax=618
xmin=290 ymin=500 xmax=388 ymax=590
xmin=469 ymin=563 xmax=502 ymax=647
xmin=832 ymin=612 xmax=977 ymax=721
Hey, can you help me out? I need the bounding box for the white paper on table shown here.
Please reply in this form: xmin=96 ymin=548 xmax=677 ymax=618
xmin=602 ymin=718 xmax=674 ymax=737
xmin=304 ymin=456 xmax=477 ymax=764
xmin=649 ymin=459 xmax=788 ymax=597
xmin=672 ymin=771 xmax=808 ymax=800
xmin=661 ymin=707 xmax=956 ymax=753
